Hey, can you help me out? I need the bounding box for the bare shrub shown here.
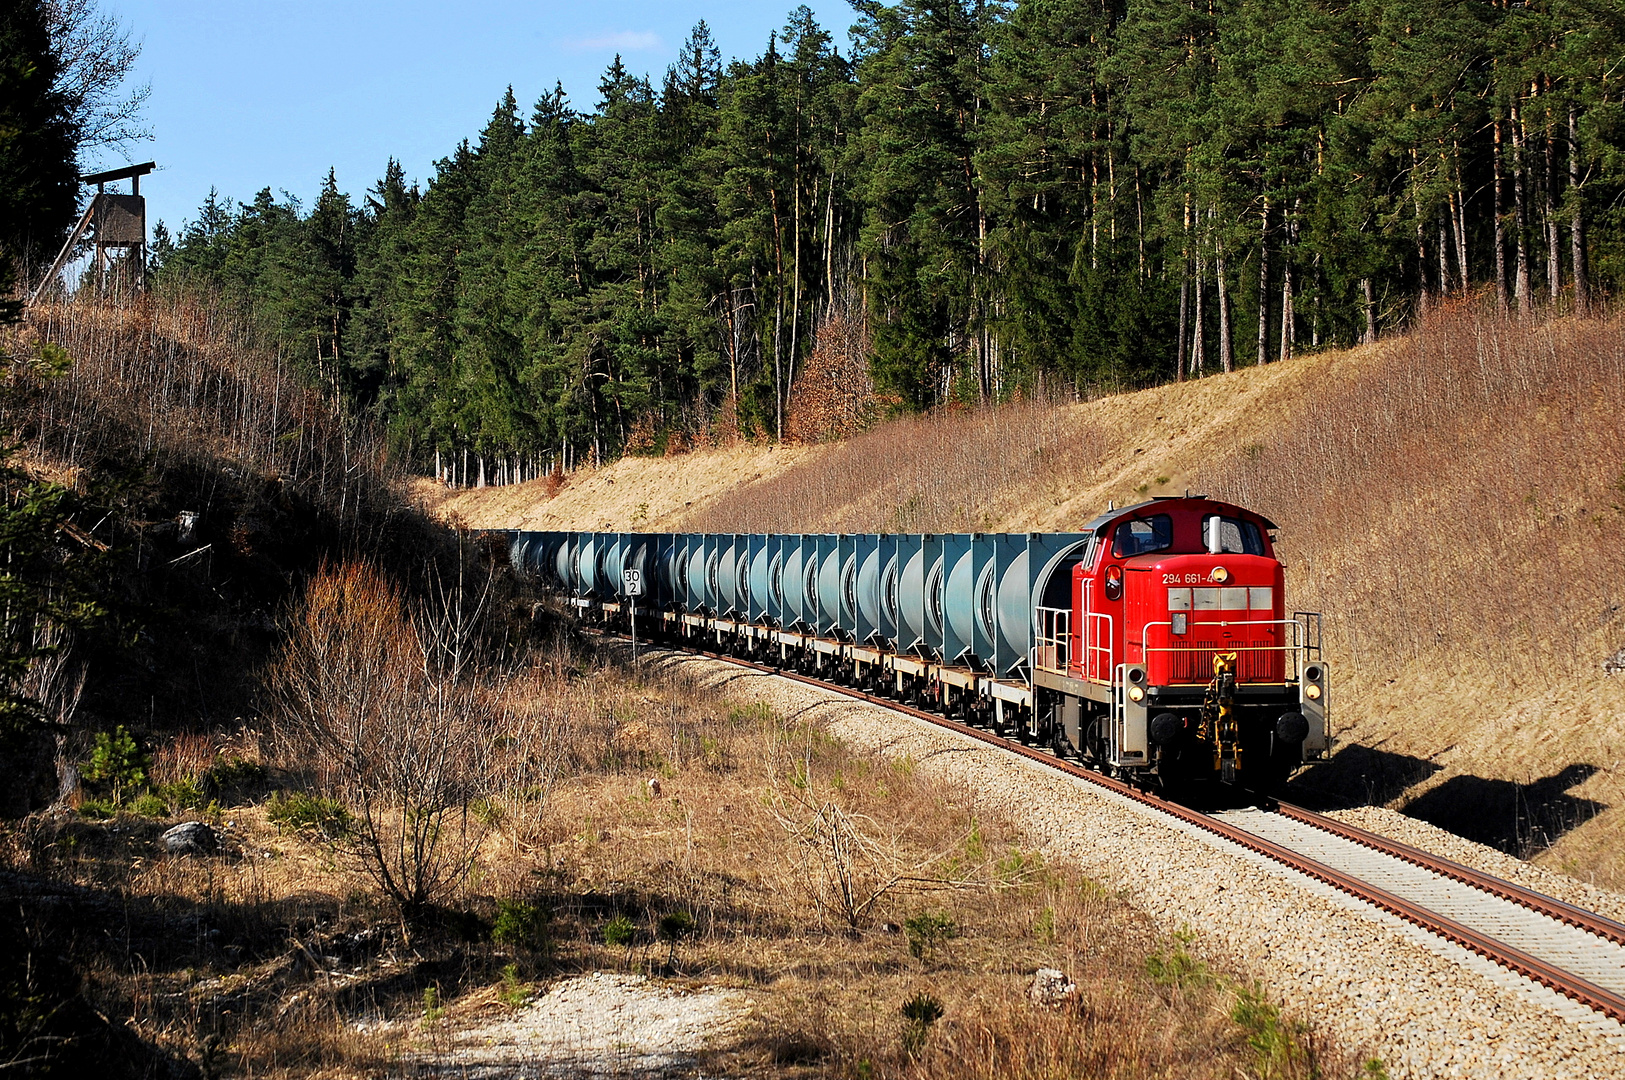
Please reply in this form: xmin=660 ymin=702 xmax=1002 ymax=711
xmin=270 ymin=562 xmax=507 ymax=924
xmin=774 ymin=797 xmax=921 ymax=930
xmin=786 ymin=307 xmax=880 ymax=445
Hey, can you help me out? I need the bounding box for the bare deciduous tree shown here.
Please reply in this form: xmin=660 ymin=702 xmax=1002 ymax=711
xmin=785 ymin=306 xmax=879 ymax=445
xmin=272 ymin=562 xmax=504 ymax=928
xmin=45 ymin=0 xmax=151 ymax=160
xmin=22 ymin=621 xmax=88 ymax=809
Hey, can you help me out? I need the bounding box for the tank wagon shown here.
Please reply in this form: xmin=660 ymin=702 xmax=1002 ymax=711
xmin=511 ymin=496 xmax=1331 ymax=787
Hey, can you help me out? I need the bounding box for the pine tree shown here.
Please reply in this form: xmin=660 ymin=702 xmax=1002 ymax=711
xmin=0 ymin=0 xmax=80 ymax=317
xmin=850 ymin=0 xmax=1001 ymax=407
xmin=346 ymin=158 xmax=418 ymax=414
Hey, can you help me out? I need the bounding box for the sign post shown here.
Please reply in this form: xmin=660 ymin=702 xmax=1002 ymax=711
xmin=623 ymin=568 xmax=643 ymax=663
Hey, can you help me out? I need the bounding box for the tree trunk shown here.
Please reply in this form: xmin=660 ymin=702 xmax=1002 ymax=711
xmin=824 ymin=170 xmax=835 ymax=305
xmin=1135 ymin=166 xmax=1146 ymax=275
xmin=977 ymin=177 xmax=991 ymax=403
xmin=1452 ymin=150 xmax=1470 ymax=288
xmin=1192 ymin=255 xmax=1206 ymax=376
xmin=1511 ymin=104 xmax=1532 ymax=319
xmin=1089 ymin=151 xmax=1099 ymax=270
xmin=1176 ymin=270 xmax=1189 ymax=382
xmin=1361 ymin=278 xmax=1376 ymax=345
xmin=1215 ymin=245 xmax=1233 ymax=374
xmin=1494 ymin=117 xmax=1509 ymax=316
xmin=1279 ymin=206 xmax=1295 ymax=363
xmin=1256 ymin=199 xmax=1270 ymax=366
xmin=1412 ymin=152 xmax=1429 ymax=318
xmin=1544 ymin=109 xmax=1561 ymax=302
xmin=1176 ymin=193 xmax=1191 ymax=380
xmin=1311 ymin=252 xmax=1322 ymax=348
xmin=1438 ymin=206 xmax=1452 ymax=295
xmin=1570 ymin=106 xmax=1589 ymax=314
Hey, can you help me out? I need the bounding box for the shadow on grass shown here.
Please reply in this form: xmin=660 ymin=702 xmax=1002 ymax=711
xmin=1400 ymin=764 xmax=1606 ymax=858
xmin=1283 ymin=743 xmax=1444 ymax=810
xmin=1284 ymin=746 xmax=1606 ymax=858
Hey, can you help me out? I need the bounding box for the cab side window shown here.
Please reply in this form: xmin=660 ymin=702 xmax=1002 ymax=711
xmin=1201 ymin=515 xmax=1266 ymax=556
xmin=1112 ymin=514 xmax=1173 ymax=558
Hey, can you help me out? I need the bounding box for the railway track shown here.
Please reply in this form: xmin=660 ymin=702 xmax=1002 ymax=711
xmin=607 ymin=632 xmax=1625 ymax=1028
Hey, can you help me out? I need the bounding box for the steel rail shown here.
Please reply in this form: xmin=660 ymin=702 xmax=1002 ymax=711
xmin=1272 ymin=802 xmax=1625 ymax=948
xmin=595 ymin=628 xmax=1625 ymax=1025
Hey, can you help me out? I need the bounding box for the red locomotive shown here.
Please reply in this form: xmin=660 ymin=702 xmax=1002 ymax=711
xmin=1035 ymin=497 xmax=1329 ymax=785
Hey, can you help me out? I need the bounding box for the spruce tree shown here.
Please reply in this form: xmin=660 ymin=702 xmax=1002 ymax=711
xmin=0 ymin=0 xmax=80 ymax=317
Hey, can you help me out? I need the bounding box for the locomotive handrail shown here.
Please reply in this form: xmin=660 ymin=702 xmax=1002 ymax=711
xmin=1138 ymin=617 xmax=1310 ymax=682
xmin=1034 ymin=605 xmax=1070 ymax=674
xmin=1079 ymin=593 xmax=1114 ymax=682
xmin=1112 ymin=663 xmax=1128 ymax=762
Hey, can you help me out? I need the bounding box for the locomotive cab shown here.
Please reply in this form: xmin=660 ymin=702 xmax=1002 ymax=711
xmin=1046 ymin=497 xmax=1330 ymax=786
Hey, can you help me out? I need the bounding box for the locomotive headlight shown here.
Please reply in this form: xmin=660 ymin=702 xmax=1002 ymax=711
xmin=1128 ymin=685 xmax=1145 ymax=702
xmin=1210 ymin=566 xmax=1230 ymax=584
xmin=1304 ymin=683 xmax=1322 ymax=700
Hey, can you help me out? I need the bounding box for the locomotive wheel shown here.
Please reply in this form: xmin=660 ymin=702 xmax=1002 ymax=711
xmin=1084 ymin=717 xmax=1109 ymax=767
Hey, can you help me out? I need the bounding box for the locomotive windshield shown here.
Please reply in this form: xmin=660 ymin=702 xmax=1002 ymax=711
xmin=1112 ymin=514 xmax=1173 ymax=557
xmin=1202 ymin=514 xmax=1267 ymax=556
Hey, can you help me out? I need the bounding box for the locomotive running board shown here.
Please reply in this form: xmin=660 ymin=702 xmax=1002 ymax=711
xmin=1033 ymin=667 xmax=1115 ymax=705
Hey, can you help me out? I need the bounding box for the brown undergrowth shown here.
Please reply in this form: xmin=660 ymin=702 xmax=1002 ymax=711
xmin=4 ymin=630 xmax=1353 ymax=1078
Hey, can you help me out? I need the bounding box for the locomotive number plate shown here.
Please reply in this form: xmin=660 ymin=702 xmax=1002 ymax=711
xmin=1163 ymin=573 xmax=1202 ymax=584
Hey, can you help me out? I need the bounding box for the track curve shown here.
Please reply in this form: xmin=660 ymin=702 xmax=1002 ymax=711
xmin=600 ymin=630 xmax=1625 ymax=1027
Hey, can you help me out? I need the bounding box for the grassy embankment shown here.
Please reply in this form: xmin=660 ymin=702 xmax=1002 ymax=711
xmin=1 ymin=293 xmax=1351 ymax=1077
xmin=433 ymin=301 xmax=1625 ymax=890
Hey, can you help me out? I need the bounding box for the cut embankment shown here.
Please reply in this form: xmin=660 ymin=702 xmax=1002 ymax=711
xmin=435 ymin=305 xmax=1625 ymax=889
xmin=417 ymin=442 xmax=817 ymax=532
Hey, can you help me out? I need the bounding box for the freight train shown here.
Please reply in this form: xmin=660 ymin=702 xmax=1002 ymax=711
xmin=509 ymin=496 xmax=1331 ymax=787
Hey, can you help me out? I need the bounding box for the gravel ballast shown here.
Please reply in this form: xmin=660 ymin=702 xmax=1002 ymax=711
xmin=657 ymin=652 xmax=1625 ymax=1080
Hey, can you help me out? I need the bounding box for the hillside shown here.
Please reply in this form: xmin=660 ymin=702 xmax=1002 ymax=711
xmin=426 ymin=304 xmax=1625 ymax=890
xmin=419 ymin=443 xmax=818 ymax=533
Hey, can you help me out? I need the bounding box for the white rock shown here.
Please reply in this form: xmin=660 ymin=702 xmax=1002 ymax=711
xmin=1030 ymin=967 xmax=1076 ymax=1006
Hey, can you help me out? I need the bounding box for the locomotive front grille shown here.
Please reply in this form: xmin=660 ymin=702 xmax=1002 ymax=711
xmin=1168 ymin=641 xmax=1277 ymax=684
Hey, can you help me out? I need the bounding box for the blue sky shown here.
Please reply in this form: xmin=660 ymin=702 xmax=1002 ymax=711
xmin=98 ymin=1 xmax=858 ymax=236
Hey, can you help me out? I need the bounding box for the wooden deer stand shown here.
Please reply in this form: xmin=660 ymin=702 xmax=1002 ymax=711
xmin=29 ymin=160 xmax=155 ymax=305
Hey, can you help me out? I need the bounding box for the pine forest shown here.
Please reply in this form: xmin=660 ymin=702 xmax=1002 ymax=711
xmin=150 ymin=0 xmax=1625 ymax=473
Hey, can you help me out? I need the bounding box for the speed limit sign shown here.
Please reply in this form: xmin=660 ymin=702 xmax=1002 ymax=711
xmin=623 ymin=568 xmax=643 ymax=663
